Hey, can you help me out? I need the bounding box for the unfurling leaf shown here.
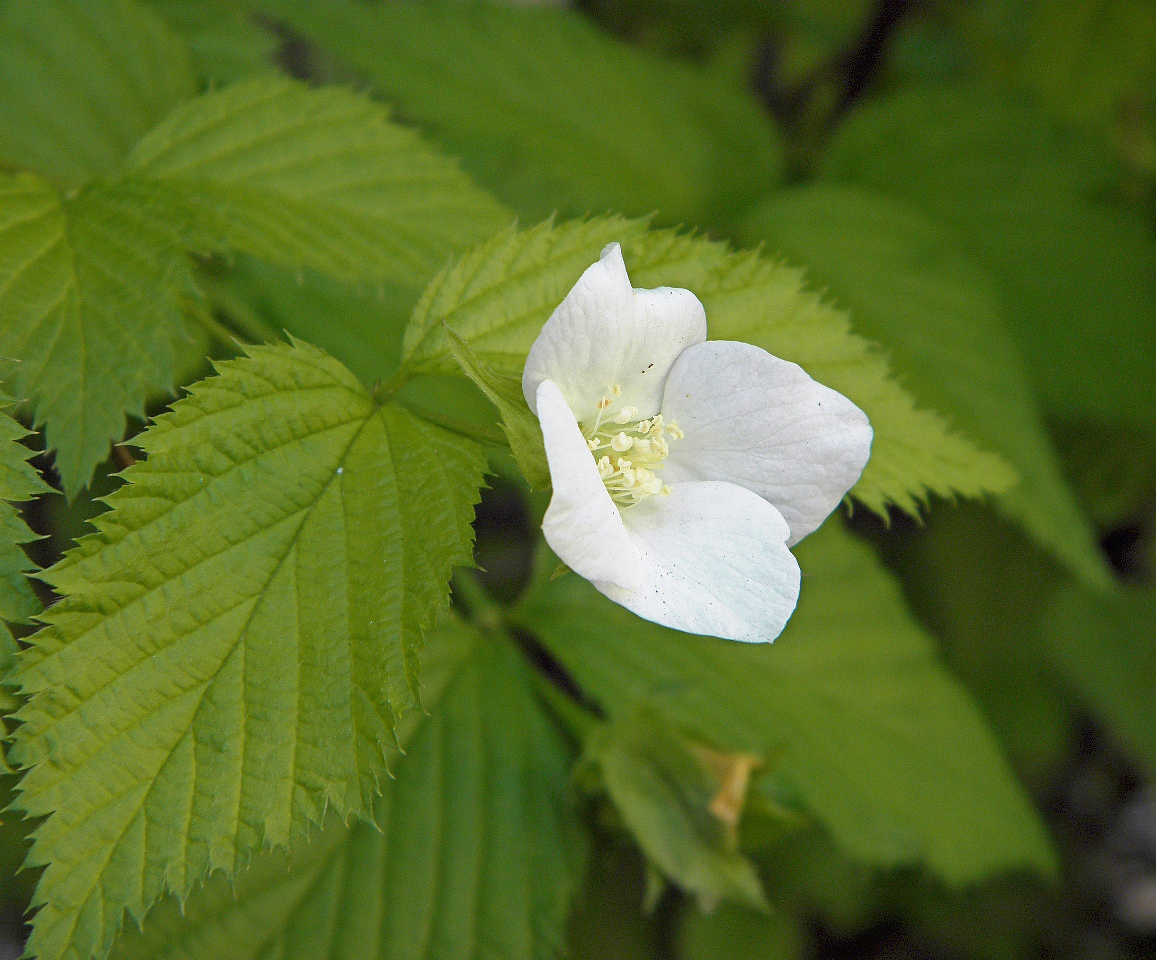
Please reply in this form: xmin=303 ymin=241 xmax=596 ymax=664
xmin=584 ymin=706 xmax=768 ymax=912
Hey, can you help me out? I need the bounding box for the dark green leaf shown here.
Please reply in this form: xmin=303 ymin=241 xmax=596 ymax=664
xmin=677 ymin=900 xmax=801 ymax=960
xmin=0 ymin=0 xmax=196 ymax=186
xmin=261 ymin=0 xmax=782 ymax=227
xmin=821 ymin=84 xmax=1156 ymax=428
xmin=519 ymin=523 xmax=1055 ymax=884
xmin=1041 ymin=584 xmax=1156 ymax=777
xmin=740 ymin=183 xmax=1109 ymax=585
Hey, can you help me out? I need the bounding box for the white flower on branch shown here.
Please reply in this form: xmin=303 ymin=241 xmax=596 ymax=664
xmin=523 ymin=243 xmax=873 ymax=643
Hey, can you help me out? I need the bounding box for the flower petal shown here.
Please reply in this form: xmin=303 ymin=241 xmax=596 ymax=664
xmin=596 ymin=481 xmax=800 ymax=643
xmin=537 ymin=379 xmax=642 ymax=591
xmin=661 ymin=340 xmax=872 ymax=546
xmin=523 ymin=243 xmax=707 ymax=420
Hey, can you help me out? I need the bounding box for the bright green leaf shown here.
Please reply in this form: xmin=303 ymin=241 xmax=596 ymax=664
xmin=821 ymin=84 xmax=1156 ymax=428
xmin=110 ymin=625 xmax=584 ymax=960
xmin=0 ymin=0 xmax=196 ymax=186
xmin=444 ymin=325 xmax=549 ymax=488
xmin=404 ymin=216 xmax=1015 ymax=519
xmin=8 ymin=340 xmax=486 ymax=960
xmin=261 ymin=0 xmax=782 ymax=227
xmin=740 ymin=183 xmax=1109 ymax=586
xmin=0 ymin=392 xmax=50 ymax=640
xmin=126 ymin=76 xmax=510 ymax=287
xmin=401 ymin=217 xmax=648 ymax=376
xmin=0 ymin=171 xmax=202 ymax=495
xmin=0 ymin=389 xmax=46 ymax=774
xmin=585 ymin=706 xmax=767 ymax=912
xmin=519 ymin=523 xmax=1055 ymax=884
xmin=1041 ymin=584 xmax=1156 ymax=777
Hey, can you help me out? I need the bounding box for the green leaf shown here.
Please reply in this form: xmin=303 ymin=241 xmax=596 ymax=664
xmin=403 ymin=216 xmax=1015 ymax=519
xmin=0 ymin=0 xmax=196 ymax=186
xmin=518 ymin=523 xmax=1055 ymax=884
xmin=146 ymin=0 xmax=280 ymax=86
xmin=1041 ymin=585 xmax=1156 ymax=777
xmin=677 ymin=901 xmax=802 ymax=960
xmin=110 ymin=626 xmax=585 ymax=960
xmin=203 ymin=256 xmax=422 ymax=388
xmin=0 ymin=172 xmax=201 ymax=496
xmin=739 ymin=183 xmax=1109 ymax=586
xmin=896 ymin=502 xmax=1073 ymax=788
xmin=126 ymin=76 xmax=510 ymax=287
xmin=444 ymin=325 xmax=549 ymax=488
xmin=261 ymin=0 xmax=782 ymax=227
xmin=585 ymin=706 xmax=767 ymax=912
xmin=569 ymin=839 xmax=663 ymax=960
xmin=401 ymin=217 xmax=649 ymax=376
xmin=8 ymin=340 xmax=486 ymax=960
xmin=953 ymin=0 xmax=1156 ymax=124
xmin=821 ymin=84 xmax=1156 ymax=428
xmin=0 ymin=392 xmax=50 ymax=640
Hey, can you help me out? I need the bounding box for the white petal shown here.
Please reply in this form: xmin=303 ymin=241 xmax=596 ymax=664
xmin=537 ymin=379 xmax=642 ymax=591
xmin=523 ymin=243 xmax=707 ymax=419
xmin=661 ymin=341 xmax=872 ymax=546
xmin=595 ymin=481 xmax=800 ymax=643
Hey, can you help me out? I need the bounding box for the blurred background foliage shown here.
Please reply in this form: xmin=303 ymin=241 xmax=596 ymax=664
xmin=2 ymin=0 xmax=1155 ymax=958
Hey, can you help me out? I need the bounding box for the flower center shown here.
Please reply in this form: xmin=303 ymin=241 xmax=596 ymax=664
xmin=580 ymin=384 xmax=683 ymax=508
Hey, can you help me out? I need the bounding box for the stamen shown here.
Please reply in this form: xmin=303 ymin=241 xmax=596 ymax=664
xmin=582 ymin=392 xmax=683 ymax=508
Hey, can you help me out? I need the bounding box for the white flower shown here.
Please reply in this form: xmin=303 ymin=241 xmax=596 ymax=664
xmin=523 ymin=243 xmax=872 ymax=643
